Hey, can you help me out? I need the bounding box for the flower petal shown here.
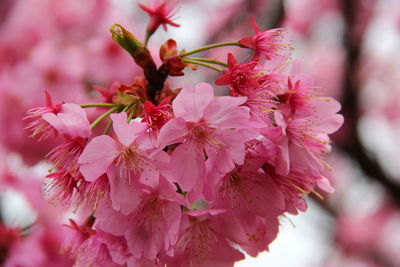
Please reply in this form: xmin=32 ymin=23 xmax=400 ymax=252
xmin=203 ymin=96 xmax=250 ymax=128
xmin=171 ymin=141 xmax=205 ymax=192
xmin=43 ymin=103 xmax=91 ymax=139
xmin=78 ymin=135 xmax=118 ymax=181
xmin=107 ymin=167 xmax=142 ymax=215
xmin=172 ymin=83 xmax=214 ymax=122
xmin=110 ymin=112 xmax=148 ymax=147
xmin=157 ymin=117 xmax=188 ymax=149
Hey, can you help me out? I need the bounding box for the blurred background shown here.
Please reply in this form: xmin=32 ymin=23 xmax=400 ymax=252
xmin=1 ymin=0 xmax=400 ymax=266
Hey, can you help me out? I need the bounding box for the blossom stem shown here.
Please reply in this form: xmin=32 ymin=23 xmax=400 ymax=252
xmin=184 ymin=59 xmax=224 ymax=72
xmin=180 ymin=42 xmax=241 ymax=57
xmin=144 ymin=31 xmax=151 ymax=47
xmin=103 ymin=120 xmax=113 ymax=135
xmin=81 ymin=103 xmax=121 ymax=108
xmin=122 ymin=103 xmax=134 ymax=112
xmin=90 ymin=106 xmax=121 ymax=129
xmin=189 ymin=57 xmax=228 ymax=67
xmin=127 ymin=104 xmax=139 ymax=122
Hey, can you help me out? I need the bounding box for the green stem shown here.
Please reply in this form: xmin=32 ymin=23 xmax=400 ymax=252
xmin=103 ymin=120 xmax=113 ymax=135
xmin=189 ymin=57 xmax=228 ymax=67
xmin=90 ymin=106 xmax=121 ymax=129
xmin=122 ymin=103 xmax=134 ymax=112
xmin=144 ymin=31 xmax=151 ymax=47
xmin=81 ymin=103 xmax=121 ymax=108
xmin=128 ymin=104 xmax=139 ymax=122
xmin=184 ymin=59 xmax=224 ymax=72
xmin=180 ymin=42 xmax=241 ymax=57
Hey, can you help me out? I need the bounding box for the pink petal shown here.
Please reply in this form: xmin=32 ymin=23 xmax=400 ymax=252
xmin=157 ymin=117 xmax=188 ymax=149
xmin=275 ymin=137 xmax=290 ymax=176
xmin=314 ymin=114 xmax=344 ymax=135
xmin=172 ymin=83 xmax=214 ymax=122
xmin=290 ymin=143 xmax=323 ymax=176
xmin=107 ymin=167 xmax=142 ymax=215
xmin=312 ymin=97 xmax=342 ymax=114
xmin=171 ymin=141 xmax=205 ymax=192
xmin=163 ymin=201 xmax=182 ymax=250
xmin=317 ymin=176 xmax=335 ymax=193
xmin=203 ymin=96 xmax=250 ymax=128
xmin=110 ymin=112 xmax=148 ymax=147
xmin=43 ymin=103 xmax=91 ymax=139
xmin=125 ymin=225 xmax=161 ymax=259
xmin=139 ymin=151 xmax=171 ymax=187
xmin=94 ymin=203 xmax=131 ymax=236
xmin=78 ymin=135 xmax=118 ymax=181
xmin=206 ymin=130 xmax=252 ymax=176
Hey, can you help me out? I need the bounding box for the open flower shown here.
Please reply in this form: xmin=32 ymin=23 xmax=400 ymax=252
xmin=158 ymin=83 xmax=257 ymax=195
xmin=216 ymin=53 xmax=285 ymax=123
xmin=78 ymin=112 xmax=170 ymax=214
xmin=43 ymin=103 xmax=91 ymax=173
xmin=24 ymin=91 xmax=64 ymax=141
xmin=239 ymin=18 xmax=292 ymax=61
xmin=168 ymin=209 xmax=244 ymax=266
xmin=94 ymin=176 xmax=185 ymax=261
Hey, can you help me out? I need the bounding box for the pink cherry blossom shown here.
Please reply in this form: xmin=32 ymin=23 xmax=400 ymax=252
xmin=168 ymin=209 xmax=244 ymax=267
xmin=211 ymin=165 xmax=285 ymax=221
xmin=44 ymin=170 xmax=82 ymax=205
xmin=24 ymin=91 xmax=64 ymax=141
xmin=217 ymin=214 xmax=280 ymax=257
xmin=93 ymin=176 xmax=184 ymax=261
xmin=43 ymin=103 xmax=91 ymax=139
xmin=143 ymin=96 xmax=173 ymax=132
xmin=208 ymin=163 xmax=285 ymax=255
xmin=139 ymin=0 xmax=180 ymax=34
xmin=79 ymin=174 xmax=110 ymax=209
xmin=62 ymin=217 xmax=96 ymax=257
xmin=124 ymin=176 xmax=183 ymax=260
xmin=158 ymin=83 xmax=257 ymax=195
xmin=11 ymin=4 xmax=348 ymax=265
xmin=75 ymin=232 xmax=123 ymax=267
xmin=215 ymin=53 xmax=286 ymax=124
xmin=78 ymin=112 xmax=170 ymax=214
xmin=215 ymin=53 xmax=265 ymax=96
xmin=261 ymin=74 xmax=344 ymax=176
xmin=239 ymin=18 xmax=292 ymax=61
xmin=42 ymin=103 xmax=91 ymax=173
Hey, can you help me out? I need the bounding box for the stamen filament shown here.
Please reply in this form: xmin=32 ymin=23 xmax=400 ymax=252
xmin=320 ymin=159 xmax=333 ymax=171
xmin=259 ymin=107 xmax=282 ymax=112
xmin=311 ymin=189 xmax=324 ymax=200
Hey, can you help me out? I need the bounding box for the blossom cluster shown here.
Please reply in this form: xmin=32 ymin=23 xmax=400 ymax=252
xmin=25 ymin=2 xmax=343 ymax=266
